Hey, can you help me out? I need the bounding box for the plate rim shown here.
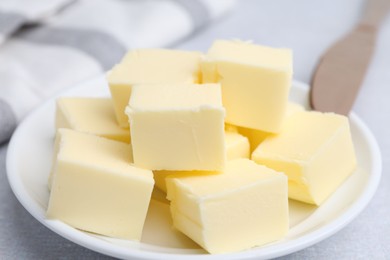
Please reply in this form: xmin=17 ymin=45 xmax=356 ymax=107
xmin=6 ymin=77 xmax=382 ymax=259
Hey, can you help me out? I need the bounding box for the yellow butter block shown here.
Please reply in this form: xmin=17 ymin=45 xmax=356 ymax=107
xmin=237 ymin=127 xmax=269 ymax=153
xmin=252 ymin=111 xmax=357 ymax=205
xmin=238 ymin=102 xmax=305 ymax=151
xmin=142 ymin=199 xmax=200 ymax=249
xmin=166 ymin=159 xmax=288 ymax=254
xmin=225 ymin=131 xmax=250 ymax=161
xmin=56 ymin=97 xmax=130 ymax=143
xmin=47 ymin=129 xmax=154 ymax=240
xmin=154 ymin=170 xmax=215 ymax=194
xmin=126 ymin=83 xmax=226 ymax=171
xmin=285 ymin=101 xmax=306 ymax=115
xmin=153 ymin=171 xmax=172 ymax=194
xmin=224 ymin=123 xmax=239 ymax=132
xmin=202 ymin=40 xmax=292 ymax=133
xmin=153 ymin=130 xmax=249 ymax=193
xmin=108 ymin=49 xmax=202 ymax=127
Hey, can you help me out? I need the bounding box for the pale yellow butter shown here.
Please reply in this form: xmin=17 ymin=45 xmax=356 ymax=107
xmin=142 ymin=199 xmax=200 ymax=249
xmin=224 ymin=123 xmax=239 ymax=133
xmin=252 ymin=111 xmax=357 ymax=205
xmin=154 ymin=171 xmax=216 ymax=194
xmin=166 ymin=159 xmax=289 ymax=254
xmin=153 ymin=129 xmax=249 ymax=193
xmin=47 ymin=129 xmax=154 ymax=240
xmin=126 ymin=83 xmax=226 ymax=171
xmin=225 ymin=131 xmax=250 ymax=161
xmin=202 ymin=40 xmax=292 ymax=133
xmin=238 ymin=102 xmax=305 ymax=151
xmin=56 ymin=97 xmax=130 ymax=143
xmin=153 ymin=171 xmax=178 ymax=194
xmin=108 ymin=49 xmax=202 ymax=127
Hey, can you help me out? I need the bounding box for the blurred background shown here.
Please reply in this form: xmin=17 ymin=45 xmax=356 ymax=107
xmin=1 ymin=0 xmax=389 ymax=259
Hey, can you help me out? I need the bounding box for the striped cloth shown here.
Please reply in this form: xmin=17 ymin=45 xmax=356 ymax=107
xmin=0 ymin=0 xmax=234 ymax=144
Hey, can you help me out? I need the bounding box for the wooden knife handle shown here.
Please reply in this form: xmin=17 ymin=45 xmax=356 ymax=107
xmin=310 ymin=0 xmax=390 ymax=115
xmin=361 ymin=0 xmax=390 ymax=28
xmin=310 ymin=28 xmax=376 ymax=115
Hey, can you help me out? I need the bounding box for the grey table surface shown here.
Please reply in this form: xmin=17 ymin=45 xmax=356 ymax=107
xmin=1 ymin=0 xmax=389 ymax=259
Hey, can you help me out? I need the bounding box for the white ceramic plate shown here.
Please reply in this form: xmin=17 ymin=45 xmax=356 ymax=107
xmin=7 ymin=76 xmax=382 ymax=259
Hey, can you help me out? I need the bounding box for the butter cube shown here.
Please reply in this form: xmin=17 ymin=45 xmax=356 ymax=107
xmin=166 ymin=159 xmax=288 ymax=254
xmin=238 ymin=102 xmax=305 ymax=151
xmin=285 ymin=101 xmax=306 ymax=115
xmin=202 ymin=40 xmax=292 ymax=133
xmin=108 ymin=49 xmax=202 ymax=127
xmin=252 ymin=111 xmax=357 ymax=205
xmin=153 ymin=130 xmax=249 ymax=193
xmin=225 ymin=131 xmax=250 ymax=161
xmin=153 ymin=170 xmax=214 ymax=194
xmin=153 ymin=171 xmax=177 ymax=194
xmin=56 ymin=98 xmax=130 ymax=143
xmin=142 ymin=199 xmax=200 ymax=249
xmin=224 ymin=123 xmax=239 ymax=132
xmin=126 ymin=83 xmax=226 ymax=171
xmin=47 ymin=129 xmax=154 ymax=240
xmin=237 ymin=127 xmax=269 ymax=153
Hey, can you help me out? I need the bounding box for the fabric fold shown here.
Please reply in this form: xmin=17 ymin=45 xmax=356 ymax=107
xmin=0 ymin=0 xmax=235 ymax=143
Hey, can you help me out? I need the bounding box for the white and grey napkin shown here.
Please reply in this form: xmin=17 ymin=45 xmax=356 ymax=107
xmin=0 ymin=0 xmax=235 ymax=144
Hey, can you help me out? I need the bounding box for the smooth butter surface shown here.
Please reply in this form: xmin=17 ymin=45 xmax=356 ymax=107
xmin=166 ymin=159 xmax=289 ymax=254
xmin=47 ymin=129 xmax=153 ymax=240
xmin=153 ymin=130 xmax=249 ymax=193
xmin=225 ymin=131 xmax=250 ymax=161
xmin=202 ymin=40 xmax=292 ymax=133
xmin=252 ymin=111 xmax=357 ymax=205
xmin=126 ymin=83 xmax=226 ymax=171
xmin=56 ymin=98 xmax=130 ymax=143
xmin=142 ymin=199 xmax=200 ymax=249
xmin=108 ymin=49 xmax=201 ymax=127
xmin=205 ymin=40 xmax=292 ymax=70
xmin=238 ymin=101 xmax=305 ymax=152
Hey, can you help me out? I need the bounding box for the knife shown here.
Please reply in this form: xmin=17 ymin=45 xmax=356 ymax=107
xmin=310 ymin=0 xmax=390 ymax=116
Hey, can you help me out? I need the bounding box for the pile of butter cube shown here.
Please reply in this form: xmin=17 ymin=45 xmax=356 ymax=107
xmin=47 ymin=40 xmax=357 ymax=254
